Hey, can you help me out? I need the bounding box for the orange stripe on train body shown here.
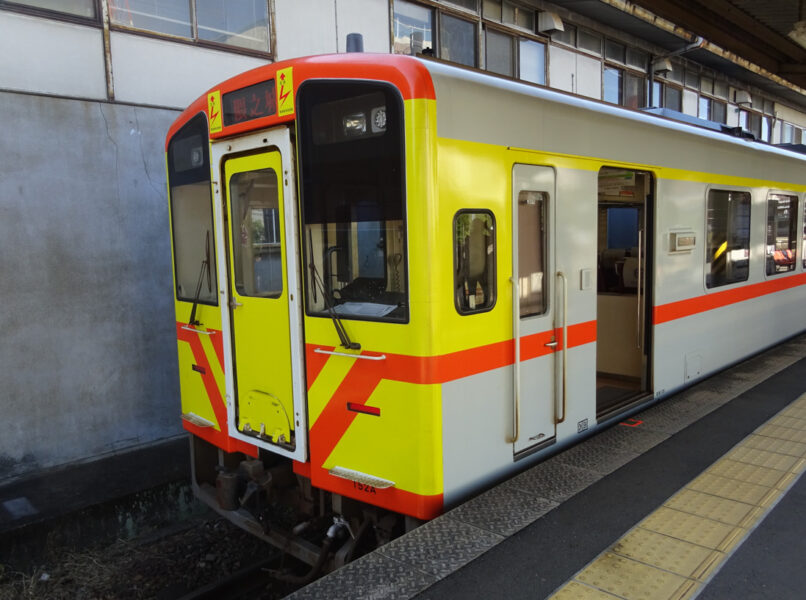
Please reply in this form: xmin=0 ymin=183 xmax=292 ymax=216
xmin=176 ymin=322 xmax=257 ymax=456
xmin=304 ymin=319 xmax=596 ymax=388
xmin=653 ymin=272 xmax=806 ymax=325
xmin=302 ymin=320 xmax=596 ymax=518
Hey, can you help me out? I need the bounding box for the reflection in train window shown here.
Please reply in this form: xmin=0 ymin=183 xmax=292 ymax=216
xmin=454 ymin=210 xmax=496 ymax=314
xmin=298 ymin=80 xmax=408 ymax=323
xmin=518 ymin=191 xmax=547 ymax=317
xmin=706 ymin=189 xmax=751 ymax=288
xmin=766 ymin=193 xmax=798 ymax=275
xmin=168 ymin=113 xmax=217 ymax=305
xmin=229 ymin=169 xmax=283 ymax=298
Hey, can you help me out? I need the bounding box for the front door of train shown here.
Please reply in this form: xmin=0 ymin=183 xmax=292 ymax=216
xmin=218 ymin=129 xmax=307 ymax=461
xmin=512 ymin=164 xmax=558 ymax=456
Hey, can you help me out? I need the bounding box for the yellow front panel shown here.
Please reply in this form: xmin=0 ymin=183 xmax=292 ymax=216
xmin=304 ymin=97 xmax=444 ymax=510
xmin=322 ymin=380 xmax=443 ymax=495
xmin=176 ymin=338 xmax=219 ymax=428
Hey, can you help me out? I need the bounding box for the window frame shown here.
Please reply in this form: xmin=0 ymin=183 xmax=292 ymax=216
xmin=0 ymin=0 xmax=98 ymax=24
xmin=765 ymin=192 xmax=799 ymax=277
xmin=484 ymin=24 xmax=516 ymax=77
xmin=517 ymin=190 xmax=549 ymax=318
xmin=453 ymin=209 xmax=497 ymax=315
xmin=297 ymin=79 xmax=410 ymax=325
xmin=704 ymin=187 xmax=752 ymax=290
xmin=107 ymin=0 xmax=274 ymax=57
xmin=167 ymin=111 xmax=219 ymax=306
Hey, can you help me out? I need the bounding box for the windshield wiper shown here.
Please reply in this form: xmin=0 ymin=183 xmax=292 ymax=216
xmin=188 ymin=230 xmax=212 ymax=327
xmin=308 ymin=233 xmax=360 ymax=350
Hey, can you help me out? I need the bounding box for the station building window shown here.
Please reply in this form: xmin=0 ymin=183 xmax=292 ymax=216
xmin=454 ymin=210 xmax=496 ymax=314
xmin=393 ymin=0 xmax=434 ymax=55
xmin=602 ymin=40 xmax=645 ymax=109
xmin=393 ymin=1 xmax=477 ymax=67
xmin=520 ymin=38 xmax=546 ymax=84
xmin=739 ymin=110 xmax=770 ymax=142
xmin=108 ymin=0 xmax=271 ymax=52
xmin=2 ymin=0 xmax=95 ymax=17
xmin=483 ymin=0 xmax=533 ymax=29
xmin=698 ymin=85 xmax=726 ymax=124
xmin=604 ymin=67 xmax=645 ymax=109
xmin=394 ymin=0 xmax=546 ymax=84
xmin=663 ymin=84 xmax=682 ymax=111
xmin=766 ymin=193 xmax=798 ymax=275
xmin=706 ymin=189 xmax=751 ymax=288
xmin=551 ymin=23 xmax=576 ymax=47
xmin=781 ymin=122 xmax=803 ymax=144
xmin=485 ymin=27 xmax=515 ymax=76
xmin=447 ymin=0 xmax=478 ymax=10
xmin=698 ymin=96 xmax=711 ymax=120
xmin=711 ymin=101 xmax=727 ymax=124
xmin=441 ymin=12 xmax=477 ymax=66
xmin=578 ymin=29 xmax=602 ymax=56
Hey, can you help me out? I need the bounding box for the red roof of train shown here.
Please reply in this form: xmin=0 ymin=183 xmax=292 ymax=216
xmin=165 ymin=53 xmax=436 ymax=149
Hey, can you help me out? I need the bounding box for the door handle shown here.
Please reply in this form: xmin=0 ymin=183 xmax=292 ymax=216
xmin=544 ymin=341 xmax=558 ymax=348
xmin=229 ymin=298 xmax=243 ymax=309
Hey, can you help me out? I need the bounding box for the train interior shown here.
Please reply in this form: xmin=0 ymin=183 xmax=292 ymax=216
xmin=596 ymin=168 xmax=653 ymax=417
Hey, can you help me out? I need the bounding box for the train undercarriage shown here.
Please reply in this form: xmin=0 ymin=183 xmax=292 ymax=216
xmin=190 ymin=435 xmax=417 ymax=580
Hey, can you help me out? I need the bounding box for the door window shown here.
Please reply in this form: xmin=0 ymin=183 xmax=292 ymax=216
xmin=518 ymin=191 xmax=548 ymax=317
xmin=229 ymin=169 xmax=283 ymax=297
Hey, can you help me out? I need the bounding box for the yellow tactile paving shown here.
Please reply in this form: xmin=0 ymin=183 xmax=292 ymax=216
xmin=550 ymin=581 xmax=622 ymax=599
xmin=612 ymin=527 xmax=724 ymax=580
xmin=548 ymin=393 xmax=806 ymax=600
xmin=741 ymin=434 xmax=806 ymax=458
xmin=769 ymin=415 xmax=806 ymax=430
xmin=708 ymin=458 xmax=791 ymax=488
xmin=780 ymin=406 xmax=806 ymax=421
xmin=576 ymin=553 xmax=692 ymax=600
xmin=725 ymin=446 xmax=804 ymax=472
xmin=687 ymin=472 xmax=776 ymax=506
xmin=755 ymin=423 xmax=806 ymax=442
xmin=664 ymin=489 xmax=757 ymax=526
xmin=639 ymin=507 xmax=741 ymax=551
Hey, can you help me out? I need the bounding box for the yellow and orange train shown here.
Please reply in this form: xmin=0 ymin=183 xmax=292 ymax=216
xmin=166 ymin=53 xmax=806 ymax=567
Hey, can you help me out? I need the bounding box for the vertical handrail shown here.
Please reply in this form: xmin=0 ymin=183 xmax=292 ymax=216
xmin=509 ymin=276 xmax=521 ymax=443
xmin=556 ymin=271 xmax=568 ymax=424
xmin=636 ymin=229 xmax=643 ymax=349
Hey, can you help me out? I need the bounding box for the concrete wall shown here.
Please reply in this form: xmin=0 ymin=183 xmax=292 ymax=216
xmin=0 ymin=91 xmax=181 ymax=481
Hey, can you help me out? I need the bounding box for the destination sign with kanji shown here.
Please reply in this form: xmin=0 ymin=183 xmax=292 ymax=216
xmin=223 ymin=80 xmax=277 ymax=126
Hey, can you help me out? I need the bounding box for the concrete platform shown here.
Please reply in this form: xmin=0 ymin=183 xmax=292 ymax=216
xmin=288 ymin=333 xmax=806 ymax=600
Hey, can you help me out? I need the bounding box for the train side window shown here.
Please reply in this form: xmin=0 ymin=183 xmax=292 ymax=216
xmin=454 ymin=211 xmax=496 ymax=314
xmin=518 ymin=191 xmax=548 ymax=317
xmin=706 ymin=189 xmax=751 ymax=288
xmin=766 ymin=193 xmax=798 ymax=276
xmin=167 ymin=113 xmax=217 ymax=305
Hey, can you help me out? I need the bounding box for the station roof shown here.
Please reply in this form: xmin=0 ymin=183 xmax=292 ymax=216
xmin=549 ymin=0 xmax=806 ymax=111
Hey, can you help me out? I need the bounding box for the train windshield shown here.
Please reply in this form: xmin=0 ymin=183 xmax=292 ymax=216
xmin=298 ymin=81 xmax=408 ymax=322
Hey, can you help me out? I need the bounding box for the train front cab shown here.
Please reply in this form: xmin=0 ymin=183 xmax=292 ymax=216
xmin=167 ymin=57 xmax=448 ymax=565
